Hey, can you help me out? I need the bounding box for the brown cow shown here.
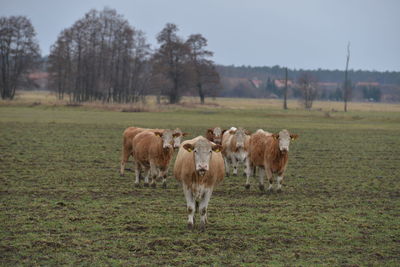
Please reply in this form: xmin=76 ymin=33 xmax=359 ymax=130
xmin=120 ymin=127 xmax=187 ymax=176
xmin=246 ymin=129 xmax=298 ymax=192
xmin=174 ymin=136 xmax=224 ymax=231
xmin=221 ymin=127 xmax=251 ymax=177
xmin=205 ymin=127 xmax=225 ymax=145
xmin=132 ymin=129 xmax=179 ymax=188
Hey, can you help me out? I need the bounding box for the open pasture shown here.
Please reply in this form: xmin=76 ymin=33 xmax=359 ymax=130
xmin=1 ymin=95 xmax=400 ymax=265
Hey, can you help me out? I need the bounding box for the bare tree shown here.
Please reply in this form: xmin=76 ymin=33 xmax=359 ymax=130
xmin=343 ymin=42 xmax=351 ymax=112
xmin=186 ymin=34 xmax=220 ymax=104
xmin=48 ymin=8 xmax=150 ymax=103
xmin=298 ymin=72 xmax=318 ymax=109
xmin=0 ymin=16 xmax=40 ymax=99
xmin=152 ymin=23 xmax=192 ymax=104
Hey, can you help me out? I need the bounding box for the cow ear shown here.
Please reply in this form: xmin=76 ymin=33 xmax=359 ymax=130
xmin=245 ymin=130 xmax=252 ymax=135
xmin=212 ymin=144 xmax=222 ymax=153
xmin=183 ymin=143 xmax=194 ymax=152
xmin=172 ymin=132 xmax=181 ymax=138
xmin=229 ymin=130 xmax=236 ymax=134
xmin=154 ymin=131 xmax=163 ymax=137
xmin=182 ymin=132 xmax=189 ymax=136
xmin=207 ymin=128 xmax=213 ymax=134
xmin=290 ymin=134 xmax=299 ymax=141
xmin=272 ymin=133 xmax=279 ymax=140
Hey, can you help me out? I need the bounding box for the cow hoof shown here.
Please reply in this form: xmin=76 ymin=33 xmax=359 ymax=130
xmin=245 ymin=184 xmax=250 ymax=190
xmin=151 ymin=183 xmax=156 ymax=188
xmin=187 ymin=223 xmax=194 ymax=230
xmin=225 ymin=173 xmax=230 ymax=178
xmin=199 ymin=223 xmax=206 ymax=232
xmin=259 ymin=184 xmax=265 ymax=191
xmin=143 ymin=183 xmax=149 ymax=187
xmin=276 ymin=188 xmax=282 ymax=193
xmin=120 ymin=173 xmax=124 ymax=177
xmin=162 ymin=183 xmax=167 ymax=189
xmin=134 ymin=183 xmax=140 ymax=188
xmin=233 ymin=173 xmax=238 ymax=177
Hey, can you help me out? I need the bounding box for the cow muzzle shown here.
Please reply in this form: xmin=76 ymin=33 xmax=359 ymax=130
xmin=280 ymin=147 xmax=288 ymax=153
xmin=163 ymin=144 xmax=172 ymax=150
xmin=196 ymin=165 xmax=209 ymax=176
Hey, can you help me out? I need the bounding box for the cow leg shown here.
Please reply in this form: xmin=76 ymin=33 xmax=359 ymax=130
xmin=134 ymin=160 xmax=141 ymax=187
xmin=183 ymin=185 xmax=195 ymax=230
xmin=149 ymin=163 xmax=157 ymax=188
xmin=199 ymin=188 xmax=213 ymax=232
xmin=231 ymin=155 xmax=238 ymax=176
xmin=120 ymin=146 xmax=131 ymax=176
xmin=265 ymin=168 xmax=274 ymax=192
xmin=223 ymin=156 xmax=230 ymax=177
xmin=245 ymin=158 xmax=252 ymax=189
xmin=276 ymin=173 xmax=284 ymax=193
xmin=143 ymin=165 xmax=150 ymax=187
xmin=258 ymin=167 xmax=266 ymax=191
xmin=160 ymin=171 xmax=168 ymax=189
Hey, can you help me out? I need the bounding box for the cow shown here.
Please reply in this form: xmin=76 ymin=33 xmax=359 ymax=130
xmin=205 ymin=127 xmax=225 ymax=145
xmin=221 ymin=127 xmax=251 ymax=177
xmin=246 ymin=129 xmax=298 ymax=192
xmin=120 ymin=127 xmax=187 ymax=176
xmin=132 ymin=129 xmax=179 ymax=188
xmin=174 ymin=136 xmax=224 ymax=231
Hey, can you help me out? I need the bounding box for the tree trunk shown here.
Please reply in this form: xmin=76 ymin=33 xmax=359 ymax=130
xmin=198 ymin=83 xmax=205 ymax=104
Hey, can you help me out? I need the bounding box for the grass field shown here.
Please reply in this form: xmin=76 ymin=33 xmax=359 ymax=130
xmin=1 ymin=92 xmax=400 ymax=266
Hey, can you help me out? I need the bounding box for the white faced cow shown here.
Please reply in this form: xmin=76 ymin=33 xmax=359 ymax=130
xmin=221 ymin=127 xmax=251 ymax=177
xmin=206 ymin=127 xmax=225 ymax=145
xmin=246 ymin=129 xmax=298 ymax=192
xmin=132 ymin=129 xmax=179 ymax=188
xmin=120 ymin=127 xmax=187 ymax=176
xmin=174 ymin=136 xmax=224 ymax=231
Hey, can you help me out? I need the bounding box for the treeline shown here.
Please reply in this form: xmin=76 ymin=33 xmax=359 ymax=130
xmin=217 ymin=65 xmax=400 ymax=102
xmin=48 ymin=8 xmax=219 ymax=104
xmin=217 ymin=65 xmax=400 ymax=85
xmin=0 ymin=8 xmax=219 ymax=103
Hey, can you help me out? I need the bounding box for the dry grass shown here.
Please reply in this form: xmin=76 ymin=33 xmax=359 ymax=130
xmin=2 ymin=90 xmax=400 ymax=113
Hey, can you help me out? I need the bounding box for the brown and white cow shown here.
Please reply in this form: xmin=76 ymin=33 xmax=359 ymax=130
xmin=205 ymin=127 xmax=225 ymax=145
xmin=120 ymin=127 xmax=187 ymax=176
xmin=221 ymin=127 xmax=251 ymax=177
xmin=174 ymin=136 xmax=224 ymax=231
xmin=132 ymin=129 xmax=179 ymax=188
xmin=246 ymin=129 xmax=298 ymax=192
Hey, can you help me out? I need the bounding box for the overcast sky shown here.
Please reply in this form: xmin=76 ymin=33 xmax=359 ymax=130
xmin=1 ymin=0 xmax=399 ymax=71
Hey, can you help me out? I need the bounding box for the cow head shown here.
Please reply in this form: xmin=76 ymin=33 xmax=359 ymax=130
xmin=229 ymin=127 xmax=251 ymax=151
xmin=207 ymin=127 xmax=223 ymax=145
xmin=183 ymin=138 xmax=222 ymax=176
xmin=272 ymin=129 xmax=298 ymax=153
xmin=172 ymin=128 xmax=189 ymax=149
xmin=154 ymin=129 xmax=176 ymax=150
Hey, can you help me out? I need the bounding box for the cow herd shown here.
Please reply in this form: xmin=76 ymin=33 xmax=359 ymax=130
xmin=119 ymin=126 xmax=298 ymax=230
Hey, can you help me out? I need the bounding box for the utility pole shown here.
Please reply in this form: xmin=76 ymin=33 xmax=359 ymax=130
xmin=344 ymin=42 xmax=350 ymax=112
xmin=283 ymin=67 xmax=288 ymax=110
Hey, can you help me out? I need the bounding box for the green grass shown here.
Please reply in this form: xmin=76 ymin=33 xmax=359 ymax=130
xmin=1 ymin=102 xmax=399 ymax=266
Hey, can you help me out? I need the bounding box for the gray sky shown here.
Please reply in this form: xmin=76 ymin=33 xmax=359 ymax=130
xmin=1 ymin=0 xmax=399 ymax=71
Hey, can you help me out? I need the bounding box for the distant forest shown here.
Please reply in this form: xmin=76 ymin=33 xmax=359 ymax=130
xmin=217 ymin=65 xmax=400 ymax=85
xmin=216 ymin=65 xmax=400 ymax=102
